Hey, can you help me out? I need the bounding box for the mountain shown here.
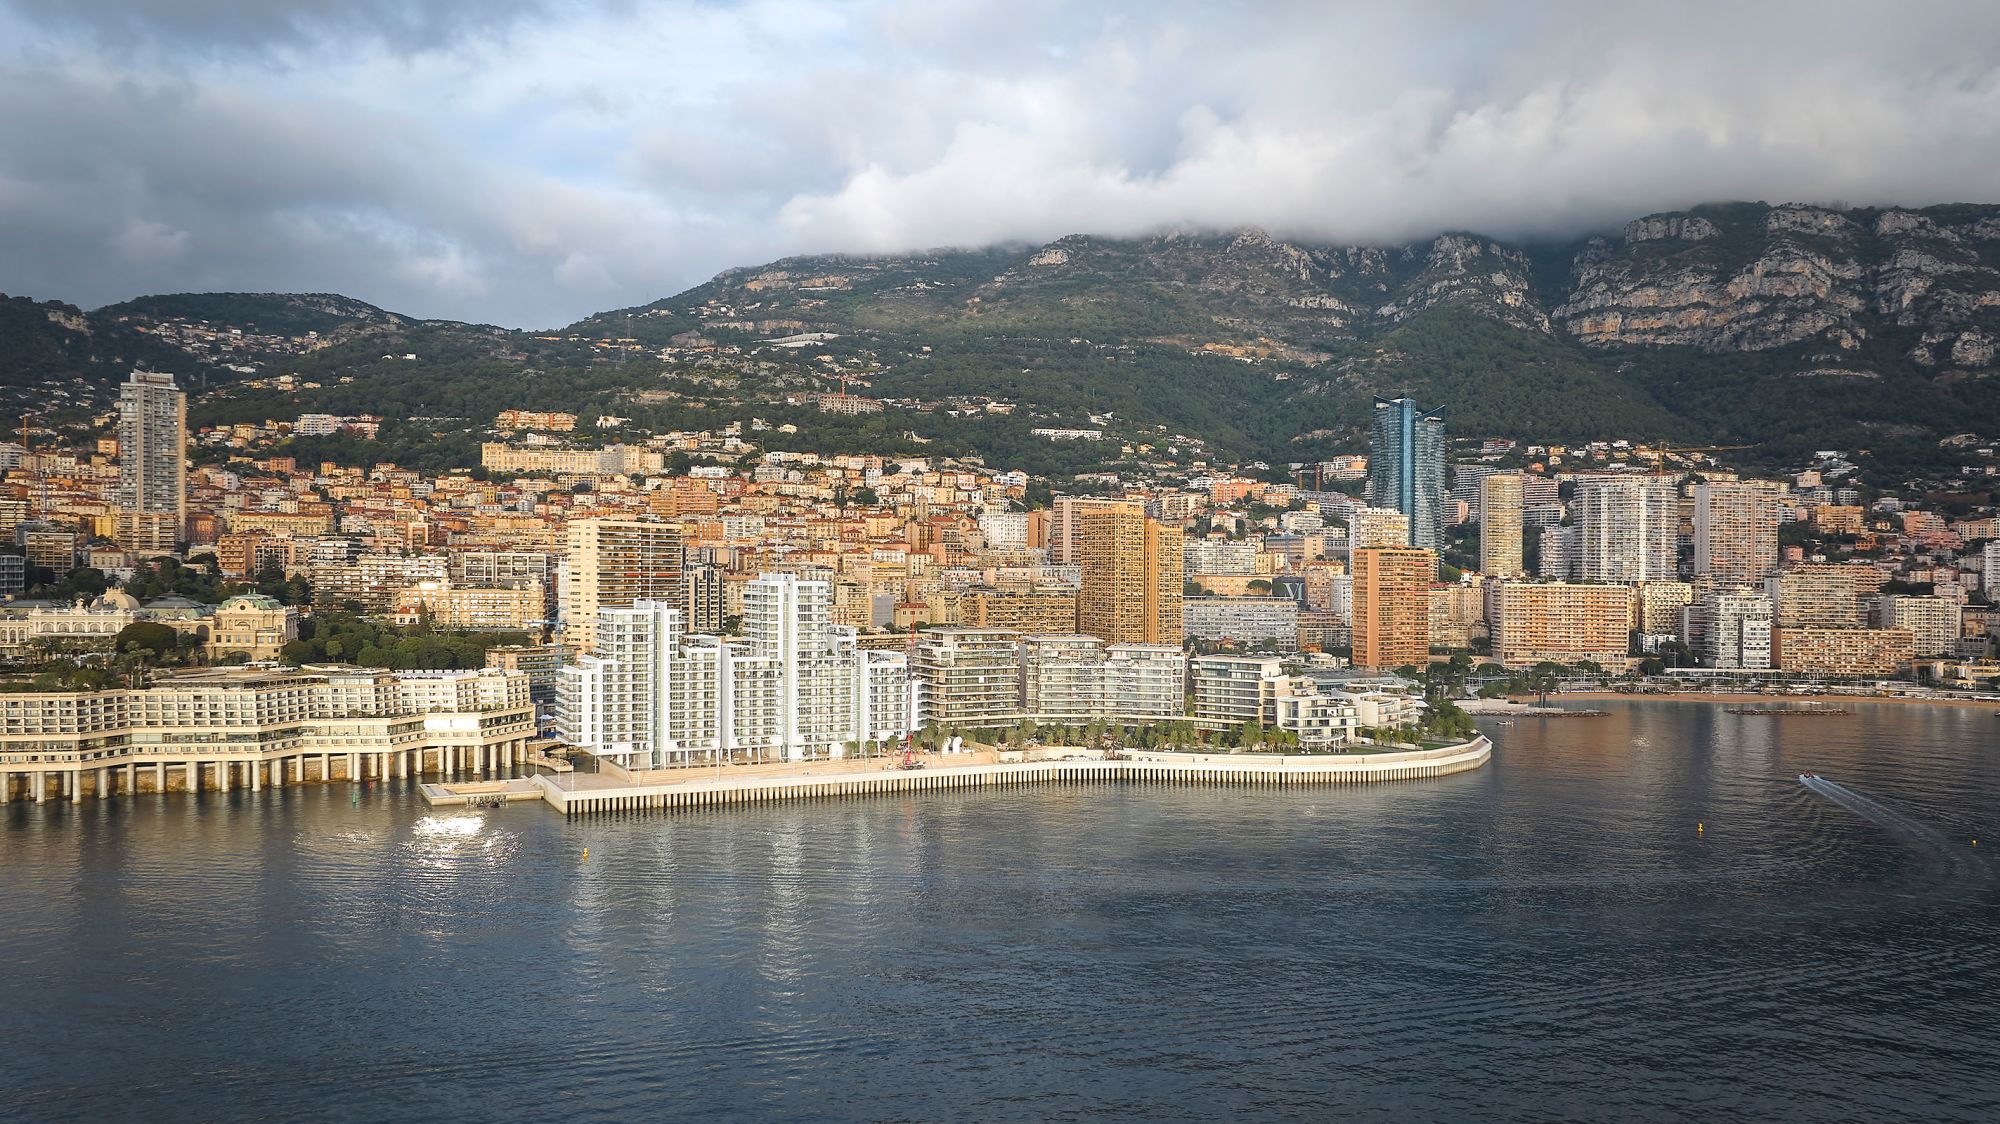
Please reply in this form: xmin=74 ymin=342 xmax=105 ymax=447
xmin=575 ymin=202 xmax=2000 ymax=468
xmin=10 ymin=202 xmax=2000 ymax=476
xmin=0 ymin=291 xmax=416 ymax=417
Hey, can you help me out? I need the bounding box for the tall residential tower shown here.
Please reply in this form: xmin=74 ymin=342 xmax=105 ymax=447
xmin=1575 ymin=474 xmax=1679 ymax=583
xmin=116 ymin=371 xmax=186 ymax=549
xmin=1075 ymin=501 xmax=1183 ymax=646
xmin=1479 ymin=473 xmax=1524 ymax=578
xmin=1367 ymin=396 xmax=1446 ymax=551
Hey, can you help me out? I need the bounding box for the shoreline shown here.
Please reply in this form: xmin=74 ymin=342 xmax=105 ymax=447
xmin=1534 ymin=691 xmax=2000 ymax=712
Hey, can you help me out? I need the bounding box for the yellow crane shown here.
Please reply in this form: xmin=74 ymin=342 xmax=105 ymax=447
xmin=1639 ymin=442 xmax=1755 ymax=466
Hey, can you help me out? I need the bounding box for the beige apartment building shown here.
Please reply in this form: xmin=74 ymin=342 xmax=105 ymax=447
xmin=1772 ymin=628 xmax=1915 ymax=677
xmin=1074 ymin=503 xmax=1182 ymax=647
xmin=1634 ymin=581 xmax=1694 ymax=636
xmin=961 ymin=586 xmax=1079 ymax=635
xmin=1694 ymin=480 xmax=1783 ymax=584
xmin=1479 ymin=473 xmax=1524 ymax=578
xmin=1488 ymin=581 xmax=1633 ymax=666
xmin=1771 ymin=564 xmax=1865 ymax=630
xmin=392 ymin=581 xmax=545 ymax=632
xmin=563 ymin=517 xmax=685 ymax=652
xmin=1877 ymin=595 xmax=1963 ymax=658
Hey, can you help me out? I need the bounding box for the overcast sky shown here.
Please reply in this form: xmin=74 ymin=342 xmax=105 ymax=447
xmin=3 ymin=0 xmax=1998 ymax=328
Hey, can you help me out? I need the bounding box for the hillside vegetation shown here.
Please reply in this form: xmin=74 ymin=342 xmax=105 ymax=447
xmin=7 ymin=202 xmax=2000 ymax=474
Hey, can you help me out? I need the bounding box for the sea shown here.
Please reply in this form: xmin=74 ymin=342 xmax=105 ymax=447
xmin=4 ymin=700 xmax=1997 ymax=1122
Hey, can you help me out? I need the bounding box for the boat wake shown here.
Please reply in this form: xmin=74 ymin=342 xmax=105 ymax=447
xmin=1799 ymin=775 xmax=1985 ymax=885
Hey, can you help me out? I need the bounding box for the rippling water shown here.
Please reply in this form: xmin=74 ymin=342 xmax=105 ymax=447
xmin=4 ymin=701 xmax=1998 ymax=1121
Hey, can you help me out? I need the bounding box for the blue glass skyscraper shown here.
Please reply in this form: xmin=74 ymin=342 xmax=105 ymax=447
xmin=1367 ymin=396 xmax=1446 ymax=551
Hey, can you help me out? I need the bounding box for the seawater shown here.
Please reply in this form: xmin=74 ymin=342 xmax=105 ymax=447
xmin=4 ymin=701 xmax=1998 ymax=1121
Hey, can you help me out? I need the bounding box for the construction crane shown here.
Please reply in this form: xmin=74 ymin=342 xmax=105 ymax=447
xmin=1639 ymin=442 xmax=1755 ymax=467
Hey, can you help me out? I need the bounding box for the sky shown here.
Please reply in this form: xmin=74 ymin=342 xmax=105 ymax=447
xmin=3 ymin=0 xmax=1999 ymax=329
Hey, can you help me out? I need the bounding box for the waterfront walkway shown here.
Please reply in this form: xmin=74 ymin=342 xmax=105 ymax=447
xmin=514 ymin=736 xmax=1491 ymax=817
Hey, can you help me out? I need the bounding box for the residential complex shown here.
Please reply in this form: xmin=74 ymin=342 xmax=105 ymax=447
xmin=562 ymin=517 xmax=685 ymax=652
xmin=555 ymin=573 xmax=911 ymax=767
xmin=1074 ymin=502 xmax=1182 ymax=646
xmin=1694 ymin=481 xmax=1781 ymax=585
xmin=1488 ymin=581 xmax=1632 ymax=666
xmin=1479 ymin=473 xmax=1524 ymax=579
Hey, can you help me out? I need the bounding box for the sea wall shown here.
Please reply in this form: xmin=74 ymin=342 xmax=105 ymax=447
xmin=540 ymin=736 xmax=1491 ymax=816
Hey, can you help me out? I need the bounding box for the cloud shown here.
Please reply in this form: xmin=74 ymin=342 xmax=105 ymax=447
xmin=2 ymin=0 xmax=1999 ymax=327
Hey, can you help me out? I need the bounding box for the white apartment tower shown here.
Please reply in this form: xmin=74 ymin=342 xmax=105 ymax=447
xmin=116 ymin=371 xmax=187 ymax=539
xmin=1694 ymin=481 xmax=1782 ymax=585
xmin=1574 ymin=475 xmax=1678 ymax=583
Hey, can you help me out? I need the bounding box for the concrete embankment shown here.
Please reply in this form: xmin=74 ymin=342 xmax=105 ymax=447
xmin=536 ymin=736 xmax=1491 ymax=816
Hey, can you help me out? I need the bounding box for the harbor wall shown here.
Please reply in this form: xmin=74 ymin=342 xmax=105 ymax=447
xmin=540 ymin=736 xmax=1491 ymax=816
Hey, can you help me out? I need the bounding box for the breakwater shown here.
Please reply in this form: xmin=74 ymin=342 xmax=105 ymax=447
xmin=533 ymin=736 xmax=1491 ymax=816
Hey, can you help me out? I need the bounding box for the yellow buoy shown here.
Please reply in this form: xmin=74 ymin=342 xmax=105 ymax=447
xmin=1697 ymin=822 xmax=1704 ymax=833
xmin=582 ymin=847 xmax=589 ymax=861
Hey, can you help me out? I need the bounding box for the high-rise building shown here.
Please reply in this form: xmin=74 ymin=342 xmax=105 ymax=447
xmin=911 ymin=628 xmax=1024 ymax=730
xmin=1690 ymin=591 xmax=1773 ymax=670
xmin=1488 ymin=581 xmax=1633 ymax=666
xmin=1694 ymin=481 xmax=1781 ymax=585
xmin=1634 ymin=580 xmax=1695 ymax=638
xmin=1877 ymin=595 xmax=1962 ymax=658
xmin=1347 ymin=506 xmax=1411 ymax=554
xmin=1983 ymin=540 xmax=2000 ymax=598
xmin=1772 ymin=627 xmax=1913 ymax=677
xmin=1350 ymin=547 xmax=1435 ymax=669
xmin=1049 ymin=496 xmax=1139 ymax=565
xmin=684 ymin=565 xmax=726 ymax=634
xmin=562 ymin=517 xmax=685 ymax=652
xmin=1770 ymin=564 xmax=1864 ymax=630
xmin=1479 ymin=474 xmax=1524 ymax=578
xmin=1366 ymin=397 xmax=1447 ymax=550
xmin=1075 ymin=502 xmax=1182 ymax=646
xmin=1574 ymin=475 xmax=1678 ymax=583
xmin=116 ymin=371 xmax=186 ymax=544
xmin=1538 ymin=524 xmax=1578 ymax=581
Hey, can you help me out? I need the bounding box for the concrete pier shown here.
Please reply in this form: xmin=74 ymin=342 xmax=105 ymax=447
xmin=536 ymin=736 xmax=1491 ymax=817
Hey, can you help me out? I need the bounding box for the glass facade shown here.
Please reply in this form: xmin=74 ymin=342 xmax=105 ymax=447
xmin=1366 ymin=397 xmax=1446 ymax=551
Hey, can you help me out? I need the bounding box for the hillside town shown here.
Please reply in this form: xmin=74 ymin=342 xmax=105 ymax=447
xmin=1 ymin=367 xmax=1998 ymax=801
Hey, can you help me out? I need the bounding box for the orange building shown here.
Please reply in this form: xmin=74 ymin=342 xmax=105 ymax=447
xmin=1351 ymin=547 xmax=1436 ymax=669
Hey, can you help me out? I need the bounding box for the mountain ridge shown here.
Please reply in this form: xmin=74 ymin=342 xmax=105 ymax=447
xmin=8 ymin=200 xmax=2000 ymax=476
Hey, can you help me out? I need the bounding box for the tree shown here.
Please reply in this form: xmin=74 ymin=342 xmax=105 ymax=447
xmin=113 ymin=621 xmax=181 ymax=662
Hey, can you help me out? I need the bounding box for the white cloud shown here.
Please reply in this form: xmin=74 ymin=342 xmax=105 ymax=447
xmin=2 ymin=0 xmax=1999 ymax=326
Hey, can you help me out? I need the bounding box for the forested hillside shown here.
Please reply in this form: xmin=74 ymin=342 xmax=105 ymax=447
xmin=8 ymin=202 xmax=2000 ymax=476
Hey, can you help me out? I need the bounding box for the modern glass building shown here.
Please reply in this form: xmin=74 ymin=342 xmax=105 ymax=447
xmin=1366 ymin=396 xmax=1446 ymax=550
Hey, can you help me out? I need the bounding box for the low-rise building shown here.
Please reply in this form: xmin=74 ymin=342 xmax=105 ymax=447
xmin=1772 ymin=627 xmax=1915 ymax=677
xmin=1183 ymin=596 xmax=1298 ymax=648
xmin=208 ymin=594 xmax=298 ymax=661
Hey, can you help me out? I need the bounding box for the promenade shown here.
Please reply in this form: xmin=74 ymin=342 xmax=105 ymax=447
xmin=419 ymin=736 xmax=1493 ymax=815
